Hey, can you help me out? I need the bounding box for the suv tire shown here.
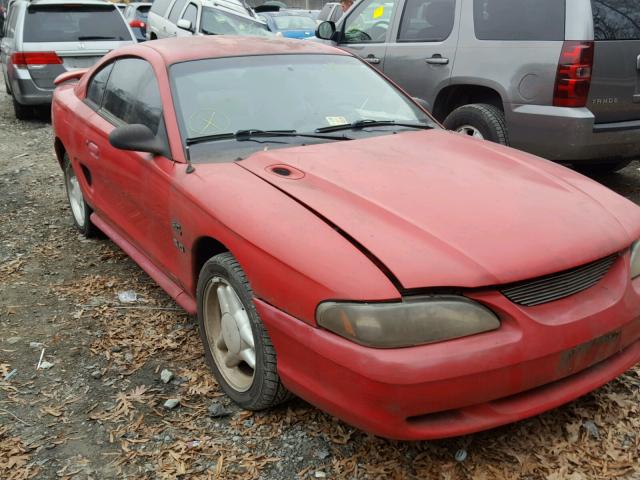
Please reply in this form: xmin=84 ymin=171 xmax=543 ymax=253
xmin=573 ymin=160 xmax=631 ymax=176
xmin=444 ymin=103 xmax=509 ymax=145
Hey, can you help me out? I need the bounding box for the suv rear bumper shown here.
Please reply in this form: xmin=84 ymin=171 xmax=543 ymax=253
xmin=506 ymin=104 xmax=640 ymax=164
xmin=11 ymin=69 xmax=54 ymax=105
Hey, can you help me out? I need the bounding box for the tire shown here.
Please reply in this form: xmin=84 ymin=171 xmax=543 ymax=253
xmin=62 ymin=155 xmax=99 ymax=237
xmin=197 ymin=252 xmax=291 ymax=410
xmin=12 ymin=95 xmax=33 ymax=121
xmin=443 ymin=103 xmax=509 ymax=145
xmin=573 ymin=160 xmax=632 ymax=176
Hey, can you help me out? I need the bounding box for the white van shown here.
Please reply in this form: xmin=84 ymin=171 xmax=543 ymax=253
xmin=147 ymin=0 xmax=269 ymax=39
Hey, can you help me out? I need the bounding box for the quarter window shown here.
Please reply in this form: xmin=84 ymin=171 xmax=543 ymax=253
xmin=397 ymin=0 xmax=455 ymax=42
xmin=473 ymin=0 xmax=565 ymax=41
xmin=592 ymin=0 xmax=640 ymax=41
xmin=102 ymin=58 xmax=163 ymax=134
xmin=342 ymin=0 xmax=398 ymax=43
xmin=86 ymin=63 xmax=114 ymax=108
xmin=168 ymin=0 xmax=187 ymax=22
xmin=150 ymin=0 xmax=172 ymax=15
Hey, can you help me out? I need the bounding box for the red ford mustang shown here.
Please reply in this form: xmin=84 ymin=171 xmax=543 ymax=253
xmin=52 ymin=36 xmax=640 ymax=440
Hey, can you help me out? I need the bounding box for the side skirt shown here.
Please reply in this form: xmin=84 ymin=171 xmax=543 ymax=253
xmin=90 ymin=213 xmax=197 ymax=315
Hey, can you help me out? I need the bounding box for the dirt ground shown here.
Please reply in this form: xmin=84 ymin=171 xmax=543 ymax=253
xmin=1 ymin=76 xmax=639 ymax=480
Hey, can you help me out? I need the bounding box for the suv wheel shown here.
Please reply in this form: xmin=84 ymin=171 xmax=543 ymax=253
xmin=443 ymin=103 xmax=509 ymax=145
xmin=573 ymin=160 xmax=631 ymax=176
xmin=12 ymin=95 xmax=33 ymax=121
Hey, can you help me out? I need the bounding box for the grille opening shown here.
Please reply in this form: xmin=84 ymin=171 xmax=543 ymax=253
xmin=500 ymin=254 xmax=617 ymax=307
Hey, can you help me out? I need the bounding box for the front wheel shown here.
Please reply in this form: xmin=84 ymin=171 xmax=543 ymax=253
xmin=443 ymin=103 xmax=509 ymax=145
xmin=197 ymin=252 xmax=291 ymax=410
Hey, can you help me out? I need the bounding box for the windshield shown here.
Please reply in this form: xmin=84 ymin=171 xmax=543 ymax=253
xmin=24 ymin=5 xmax=131 ymax=42
xmin=170 ymin=54 xmax=433 ymax=141
xmin=201 ymin=7 xmax=271 ymax=36
xmin=273 ymin=14 xmax=317 ymax=30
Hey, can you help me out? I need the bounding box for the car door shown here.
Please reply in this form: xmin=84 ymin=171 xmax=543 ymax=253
xmin=165 ymin=0 xmax=188 ymax=37
xmin=177 ymin=2 xmax=197 ymax=36
xmin=382 ymin=0 xmax=458 ymax=108
xmin=334 ymin=0 xmax=401 ymax=70
xmin=86 ymin=57 xmax=178 ymax=277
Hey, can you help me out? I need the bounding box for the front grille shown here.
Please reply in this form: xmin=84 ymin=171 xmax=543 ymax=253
xmin=501 ymin=254 xmax=618 ymax=307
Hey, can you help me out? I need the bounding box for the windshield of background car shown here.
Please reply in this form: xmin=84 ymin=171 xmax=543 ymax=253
xmin=23 ymin=5 xmax=131 ymax=42
xmin=201 ymin=7 xmax=271 ymax=35
xmin=273 ymin=14 xmax=316 ymax=30
xmin=170 ymin=54 xmax=434 ymax=141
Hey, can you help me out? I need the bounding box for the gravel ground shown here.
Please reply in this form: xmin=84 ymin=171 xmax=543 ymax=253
xmin=1 ymin=75 xmax=639 ymax=480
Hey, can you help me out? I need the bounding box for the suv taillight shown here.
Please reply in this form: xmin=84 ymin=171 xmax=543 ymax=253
xmin=553 ymin=41 xmax=594 ymax=108
xmin=130 ymin=19 xmax=146 ymax=29
xmin=11 ymin=51 xmax=63 ymax=68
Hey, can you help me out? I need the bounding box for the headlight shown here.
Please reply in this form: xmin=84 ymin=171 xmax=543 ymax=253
xmin=630 ymin=240 xmax=640 ymax=279
xmin=316 ymin=295 xmax=500 ymax=348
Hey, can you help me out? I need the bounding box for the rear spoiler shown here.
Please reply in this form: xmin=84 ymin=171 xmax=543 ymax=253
xmin=54 ymin=69 xmax=88 ymax=86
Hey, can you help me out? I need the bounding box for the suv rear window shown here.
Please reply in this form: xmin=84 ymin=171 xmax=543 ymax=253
xmin=24 ymin=5 xmax=131 ymax=42
xmin=592 ymin=0 xmax=640 ymax=40
xmin=473 ymin=0 xmax=565 ymax=41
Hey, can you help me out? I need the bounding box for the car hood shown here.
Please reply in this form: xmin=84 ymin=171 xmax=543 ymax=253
xmin=238 ymin=130 xmax=640 ymax=290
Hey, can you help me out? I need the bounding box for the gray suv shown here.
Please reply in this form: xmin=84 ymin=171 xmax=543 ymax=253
xmin=317 ymin=0 xmax=640 ymax=173
xmin=0 ymin=0 xmax=135 ymax=119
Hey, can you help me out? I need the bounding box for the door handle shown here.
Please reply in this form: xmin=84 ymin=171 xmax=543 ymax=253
xmin=86 ymin=140 xmax=99 ymax=158
xmin=364 ymin=55 xmax=380 ymax=65
xmin=426 ymin=55 xmax=449 ymax=65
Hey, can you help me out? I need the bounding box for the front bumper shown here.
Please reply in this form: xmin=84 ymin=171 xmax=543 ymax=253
xmin=256 ymin=253 xmax=640 ymax=440
xmin=506 ymin=104 xmax=640 ymax=164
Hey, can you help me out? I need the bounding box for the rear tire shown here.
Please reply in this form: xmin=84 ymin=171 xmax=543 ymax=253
xmin=443 ymin=103 xmax=509 ymax=145
xmin=63 ymin=155 xmax=99 ymax=237
xmin=573 ymin=160 xmax=632 ymax=175
xmin=12 ymin=95 xmax=33 ymax=121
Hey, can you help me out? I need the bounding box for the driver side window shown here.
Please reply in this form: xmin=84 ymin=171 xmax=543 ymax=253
xmin=342 ymin=0 xmax=398 ymax=44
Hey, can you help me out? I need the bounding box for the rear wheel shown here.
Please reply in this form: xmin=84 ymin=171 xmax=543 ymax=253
xmin=443 ymin=103 xmax=509 ymax=145
xmin=573 ymin=160 xmax=632 ymax=175
xmin=197 ymin=252 xmax=291 ymax=410
xmin=63 ymin=155 xmax=99 ymax=237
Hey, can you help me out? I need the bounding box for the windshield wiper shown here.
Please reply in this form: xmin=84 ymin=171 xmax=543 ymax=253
xmin=316 ymin=119 xmax=433 ymax=133
xmin=77 ymin=35 xmax=117 ymax=40
xmin=201 ymin=28 xmax=218 ymax=35
xmin=186 ymin=129 xmax=351 ymax=146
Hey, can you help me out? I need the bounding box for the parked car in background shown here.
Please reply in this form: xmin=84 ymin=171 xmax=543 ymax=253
xmin=53 ymin=35 xmax=640 ymax=441
xmin=316 ymin=1 xmax=340 ymax=24
xmin=259 ymin=10 xmax=317 ymax=38
xmin=147 ymin=0 xmax=267 ymax=39
xmin=124 ymin=2 xmax=152 ymax=41
xmin=316 ymin=0 xmax=640 ymax=174
xmin=0 ymin=0 xmax=135 ymax=120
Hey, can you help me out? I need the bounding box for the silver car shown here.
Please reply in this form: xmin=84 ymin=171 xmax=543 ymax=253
xmin=0 ymin=0 xmax=135 ymax=119
xmin=317 ymin=0 xmax=640 ymax=173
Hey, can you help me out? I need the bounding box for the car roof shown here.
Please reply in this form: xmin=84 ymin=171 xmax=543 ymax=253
xmin=141 ymin=36 xmax=349 ymax=65
xmin=264 ymin=10 xmax=315 ymax=17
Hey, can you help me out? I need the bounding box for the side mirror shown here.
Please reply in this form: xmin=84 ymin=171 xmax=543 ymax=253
xmin=109 ymin=124 xmax=164 ymax=156
xmin=176 ymin=19 xmax=193 ymax=31
xmin=316 ymin=21 xmax=335 ymax=40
